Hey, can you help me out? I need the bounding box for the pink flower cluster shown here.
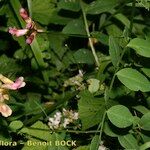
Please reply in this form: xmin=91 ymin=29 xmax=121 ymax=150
xmin=0 ymin=75 xmax=26 ymax=117
xmin=8 ymin=8 xmax=42 ymax=44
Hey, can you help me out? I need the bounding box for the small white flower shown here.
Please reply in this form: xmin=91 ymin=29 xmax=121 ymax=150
xmin=79 ymin=69 xmax=83 ymax=77
xmin=49 ymin=117 xmax=54 ymax=122
xmin=98 ymin=142 xmax=108 ymax=150
xmin=73 ymin=112 xmax=78 ymax=120
xmin=63 ymin=118 xmax=70 ymax=128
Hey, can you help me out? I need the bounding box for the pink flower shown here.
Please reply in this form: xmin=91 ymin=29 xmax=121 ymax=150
xmin=0 ymin=103 xmax=12 ymax=117
xmin=2 ymin=77 xmax=26 ymax=90
xmin=26 ymin=32 xmax=36 ymax=44
xmin=8 ymin=27 xmax=28 ymax=37
xmin=20 ymin=8 xmax=34 ymax=30
xmin=20 ymin=8 xmax=29 ymax=20
xmin=9 ymin=7 xmax=44 ymax=44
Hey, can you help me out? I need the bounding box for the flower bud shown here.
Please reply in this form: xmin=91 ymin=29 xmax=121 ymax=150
xmin=26 ymin=32 xmax=36 ymax=44
xmin=0 ymin=103 xmax=12 ymax=117
xmin=20 ymin=8 xmax=29 ymax=20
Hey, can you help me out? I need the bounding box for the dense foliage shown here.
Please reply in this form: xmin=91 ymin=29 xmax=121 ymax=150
xmin=0 ymin=0 xmax=150 ymax=149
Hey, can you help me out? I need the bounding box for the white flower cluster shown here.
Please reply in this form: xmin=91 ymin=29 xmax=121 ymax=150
xmin=48 ymin=108 xmax=79 ymax=130
xmin=63 ymin=70 xmax=85 ymax=90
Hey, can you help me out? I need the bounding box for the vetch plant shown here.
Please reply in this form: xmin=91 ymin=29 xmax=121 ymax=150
xmin=0 ymin=0 xmax=150 ymax=149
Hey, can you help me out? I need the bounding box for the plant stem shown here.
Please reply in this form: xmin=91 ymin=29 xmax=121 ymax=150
xmin=129 ymin=0 xmax=136 ymax=34
xmin=97 ymin=111 xmax=106 ymax=147
xmin=58 ymin=129 xmax=101 ymax=134
xmin=27 ymin=0 xmax=32 ymax=17
xmin=109 ymin=47 xmax=127 ymax=91
xmin=80 ymin=1 xmax=100 ymax=67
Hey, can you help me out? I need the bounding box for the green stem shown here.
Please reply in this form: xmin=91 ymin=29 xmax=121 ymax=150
xmin=140 ymin=142 xmax=150 ymax=150
xmin=109 ymin=47 xmax=127 ymax=91
xmin=27 ymin=0 xmax=32 ymax=17
xmin=129 ymin=0 xmax=136 ymax=34
xmin=80 ymin=1 xmax=100 ymax=67
xmin=97 ymin=111 xmax=106 ymax=148
xmin=56 ymin=129 xmax=101 ymax=134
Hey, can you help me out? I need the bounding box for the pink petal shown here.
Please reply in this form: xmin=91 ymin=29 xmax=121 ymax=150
xmin=0 ymin=103 xmax=12 ymax=117
xmin=8 ymin=27 xmax=18 ymax=35
xmin=16 ymin=29 xmax=28 ymax=37
xmin=2 ymin=77 xmax=26 ymax=90
xmin=8 ymin=27 xmax=28 ymax=37
xmin=13 ymin=77 xmax=26 ymax=89
xmin=20 ymin=8 xmax=29 ymax=20
xmin=26 ymin=32 xmax=36 ymax=44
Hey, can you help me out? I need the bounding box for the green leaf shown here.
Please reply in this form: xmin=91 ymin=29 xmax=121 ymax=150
xmin=32 ymin=0 xmax=55 ymax=25
xmin=118 ymin=134 xmax=139 ymax=149
xmin=0 ymin=55 xmax=22 ymax=74
xmin=114 ymin=13 xmax=130 ymax=28
xmin=140 ymin=112 xmax=150 ymax=131
xmin=48 ymin=34 xmax=67 ymax=59
xmin=140 ymin=142 xmax=150 ymax=150
xmin=49 ymin=10 xmax=72 ymax=25
xmin=78 ymin=90 xmax=106 ymax=130
xmin=86 ymin=0 xmax=118 ymax=14
xmin=90 ymin=135 xmax=99 ymax=150
xmin=109 ymin=36 xmax=121 ymax=67
xmin=87 ymin=78 xmax=100 ymax=93
xmin=127 ymin=38 xmax=150 ymax=58
xmin=103 ymin=122 xmax=118 ymax=137
xmin=133 ymin=105 xmax=150 ymax=114
xmin=9 ymin=121 xmax=23 ymax=131
xmin=58 ymin=0 xmax=80 ymax=12
xmin=116 ymin=68 xmax=150 ymax=92
xmin=14 ymin=48 xmax=27 ymax=60
xmin=24 ymin=93 xmax=42 ymax=115
xmin=73 ymin=49 xmax=95 ymax=64
xmin=107 ymin=24 xmax=122 ymax=37
xmin=31 ymin=58 xmax=39 ymax=70
xmin=91 ymin=32 xmax=109 ymax=45
xmin=62 ymin=19 xmax=86 ymax=35
xmin=31 ymin=38 xmax=48 ymax=69
xmin=36 ymin=35 xmax=50 ymax=52
xmin=141 ymin=68 xmax=150 ymax=78
xmin=107 ymin=105 xmax=134 ymax=128
xmin=19 ymin=121 xmax=51 ymax=141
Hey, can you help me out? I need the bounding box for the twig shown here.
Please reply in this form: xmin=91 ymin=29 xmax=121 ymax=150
xmin=80 ymin=1 xmax=100 ymax=67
